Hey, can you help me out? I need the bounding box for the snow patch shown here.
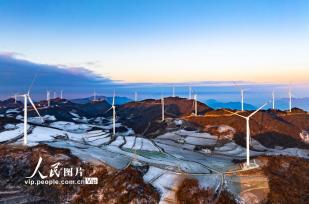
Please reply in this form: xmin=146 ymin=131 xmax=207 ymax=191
xmin=6 ymin=108 xmax=19 ymax=114
xmin=4 ymin=124 xmax=17 ymax=130
xmin=0 ymin=123 xmax=27 ymax=142
xmin=50 ymin=121 xmax=92 ymax=133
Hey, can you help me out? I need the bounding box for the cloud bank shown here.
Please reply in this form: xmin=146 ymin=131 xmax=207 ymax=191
xmin=0 ymin=53 xmax=114 ymax=99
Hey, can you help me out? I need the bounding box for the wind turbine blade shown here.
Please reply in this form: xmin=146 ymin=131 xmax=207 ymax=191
xmin=27 ymin=73 xmax=38 ymax=94
xmin=248 ymin=103 xmax=268 ymax=118
xmin=112 ymin=91 xmax=115 ymax=106
xmin=233 ymin=81 xmax=242 ymax=90
xmin=28 ymin=96 xmax=44 ymax=122
xmin=104 ymin=107 xmax=113 ymax=114
xmin=223 ymin=109 xmax=247 ymax=119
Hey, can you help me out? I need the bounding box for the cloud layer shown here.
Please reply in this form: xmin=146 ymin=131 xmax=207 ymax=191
xmin=0 ymin=53 xmax=114 ymax=99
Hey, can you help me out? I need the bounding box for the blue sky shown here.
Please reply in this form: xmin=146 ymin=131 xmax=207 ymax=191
xmin=0 ymin=0 xmax=308 ymax=84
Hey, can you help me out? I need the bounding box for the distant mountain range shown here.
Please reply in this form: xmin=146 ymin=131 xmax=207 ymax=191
xmin=70 ymin=96 xmax=132 ymax=105
xmin=205 ymin=99 xmax=256 ymax=110
xmin=205 ymin=98 xmax=309 ymax=111
xmin=275 ymin=97 xmax=309 ymax=111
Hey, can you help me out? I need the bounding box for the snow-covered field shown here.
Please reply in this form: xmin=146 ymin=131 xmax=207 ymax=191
xmin=0 ymin=123 xmax=27 ymax=142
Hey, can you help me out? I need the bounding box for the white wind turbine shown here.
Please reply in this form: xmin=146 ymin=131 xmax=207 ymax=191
xmin=112 ymin=92 xmax=116 ymax=136
xmin=172 ymin=85 xmax=175 ymax=97
xmin=17 ymin=91 xmax=44 ymax=145
xmin=272 ymin=89 xmax=275 ymax=110
xmin=105 ymin=91 xmax=116 ymax=136
xmin=46 ymin=91 xmax=50 ymax=107
xmin=9 ymin=94 xmax=18 ymax=103
xmin=225 ymin=102 xmax=268 ymax=168
xmin=193 ymin=94 xmax=198 ymax=116
xmin=288 ymin=85 xmax=292 ymax=112
xmin=93 ymin=89 xmax=97 ymax=101
xmin=60 ymin=90 xmax=63 ymax=99
xmin=233 ymin=82 xmax=246 ymax=111
xmin=188 ymin=86 xmax=192 ymax=99
xmin=161 ymin=95 xmax=165 ymax=122
xmin=53 ymin=91 xmax=56 ymax=99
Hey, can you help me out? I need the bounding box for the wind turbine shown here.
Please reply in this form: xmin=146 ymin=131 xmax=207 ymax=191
xmin=9 ymin=94 xmax=18 ymax=103
xmin=60 ymin=90 xmax=63 ymax=99
xmin=188 ymin=86 xmax=192 ymax=99
xmin=288 ymin=85 xmax=292 ymax=112
xmin=105 ymin=91 xmax=116 ymax=136
xmin=233 ymin=82 xmax=246 ymax=111
xmin=272 ymin=89 xmax=275 ymax=110
xmin=17 ymin=92 xmax=44 ymax=145
xmin=93 ymin=89 xmax=97 ymax=101
xmin=161 ymin=95 xmax=165 ymax=122
xmin=172 ymin=85 xmax=175 ymax=97
xmin=225 ymin=102 xmax=268 ymax=168
xmin=46 ymin=91 xmax=50 ymax=107
xmin=193 ymin=94 xmax=198 ymax=116
xmin=112 ymin=91 xmax=116 ymax=136
xmin=53 ymin=92 xmax=56 ymax=99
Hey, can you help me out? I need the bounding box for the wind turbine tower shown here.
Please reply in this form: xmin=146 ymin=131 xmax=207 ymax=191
xmin=17 ymin=92 xmax=44 ymax=145
xmin=241 ymin=89 xmax=244 ymax=111
xmin=225 ymin=102 xmax=268 ymax=168
xmin=93 ymin=89 xmax=97 ymax=101
xmin=60 ymin=90 xmax=63 ymax=99
xmin=272 ymin=89 xmax=275 ymax=110
xmin=288 ymin=86 xmax=292 ymax=112
xmin=161 ymin=95 xmax=165 ymax=122
xmin=188 ymin=86 xmax=192 ymax=99
xmin=194 ymin=94 xmax=198 ymax=116
xmin=172 ymin=85 xmax=175 ymax=97
xmin=47 ymin=91 xmax=50 ymax=107
xmin=233 ymin=82 xmax=245 ymax=111
xmin=112 ymin=91 xmax=116 ymax=136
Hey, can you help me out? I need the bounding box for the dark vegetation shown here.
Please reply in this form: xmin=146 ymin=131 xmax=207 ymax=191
xmin=117 ymin=97 xmax=212 ymax=135
xmin=187 ymin=109 xmax=309 ymax=149
xmin=216 ymin=190 xmax=237 ymax=204
xmin=261 ymin=156 xmax=309 ymax=204
xmin=0 ymin=98 xmax=23 ymax=113
xmin=0 ymin=144 xmax=160 ymax=204
xmin=32 ymin=99 xmax=112 ymax=121
xmin=176 ymin=178 xmax=214 ymax=204
xmin=73 ymin=167 xmax=159 ymax=204
xmin=176 ymin=177 xmax=236 ymax=204
xmin=0 ymin=117 xmax=19 ymax=130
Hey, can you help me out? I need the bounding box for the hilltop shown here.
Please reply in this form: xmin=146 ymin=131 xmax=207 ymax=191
xmin=185 ymin=108 xmax=309 ymax=149
xmin=117 ymin=97 xmax=212 ymax=136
